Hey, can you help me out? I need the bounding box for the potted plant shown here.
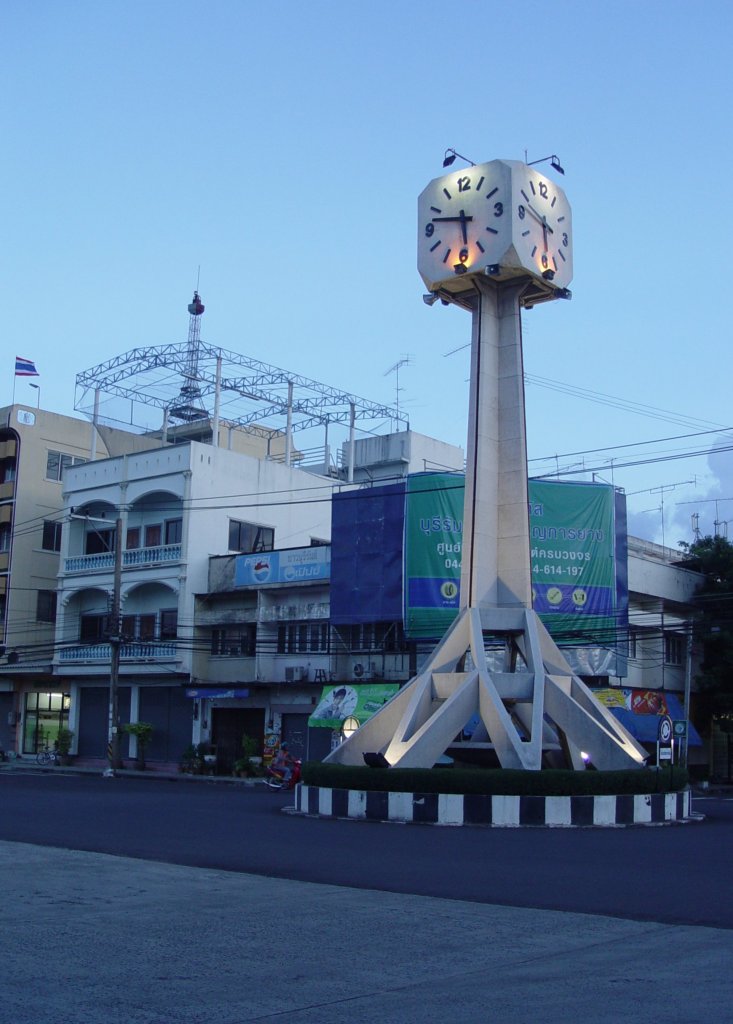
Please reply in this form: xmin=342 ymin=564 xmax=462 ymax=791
xmin=123 ymin=721 xmax=154 ymax=771
xmin=56 ymin=727 xmax=74 ymax=766
xmin=236 ymin=737 xmax=262 ymax=774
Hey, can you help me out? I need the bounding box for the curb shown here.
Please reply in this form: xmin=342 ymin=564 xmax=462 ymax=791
xmin=294 ymin=785 xmax=695 ymax=827
xmin=0 ymin=762 xmax=264 ymax=786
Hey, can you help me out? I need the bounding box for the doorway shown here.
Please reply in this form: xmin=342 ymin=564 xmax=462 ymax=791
xmin=211 ymin=708 xmax=265 ymax=774
xmin=23 ymin=692 xmax=71 ymax=754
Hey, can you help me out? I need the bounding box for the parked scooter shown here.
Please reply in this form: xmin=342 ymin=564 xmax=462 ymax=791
xmin=264 ymin=758 xmax=302 ymax=790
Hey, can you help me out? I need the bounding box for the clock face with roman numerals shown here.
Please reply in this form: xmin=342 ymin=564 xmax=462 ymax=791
xmin=417 ymin=159 xmax=572 ymax=294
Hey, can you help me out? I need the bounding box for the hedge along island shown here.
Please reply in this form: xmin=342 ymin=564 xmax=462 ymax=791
xmin=302 ymin=763 xmax=689 ymax=796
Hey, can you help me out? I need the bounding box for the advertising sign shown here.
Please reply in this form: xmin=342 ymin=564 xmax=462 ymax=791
xmin=403 ymin=473 xmax=464 ymax=638
xmin=529 ymin=480 xmax=619 ymax=642
xmin=235 ymin=545 xmax=330 ymax=587
xmin=308 ymin=683 xmax=399 ymax=730
xmin=403 ymin=475 xmax=625 ymax=647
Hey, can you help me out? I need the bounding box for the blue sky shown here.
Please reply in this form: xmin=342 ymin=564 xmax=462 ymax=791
xmin=3 ymin=0 xmax=732 ymax=546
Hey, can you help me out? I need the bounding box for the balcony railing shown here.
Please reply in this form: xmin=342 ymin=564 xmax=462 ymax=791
xmin=58 ymin=642 xmax=178 ymax=662
xmin=64 ymin=544 xmax=182 ymax=574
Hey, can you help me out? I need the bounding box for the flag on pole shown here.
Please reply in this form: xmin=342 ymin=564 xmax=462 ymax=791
xmin=15 ymin=356 xmax=39 ymax=377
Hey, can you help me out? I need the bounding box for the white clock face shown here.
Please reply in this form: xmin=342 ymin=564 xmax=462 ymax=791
xmin=512 ymin=165 xmax=572 ymax=286
xmin=418 ymin=159 xmax=573 ymax=295
xmin=417 ymin=160 xmax=512 ymax=292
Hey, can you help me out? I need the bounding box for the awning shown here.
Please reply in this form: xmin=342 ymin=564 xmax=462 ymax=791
xmin=308 ymin=682 xmax=399 ymax=729
xmin=592 ymin=688 xmax=702 ymax=746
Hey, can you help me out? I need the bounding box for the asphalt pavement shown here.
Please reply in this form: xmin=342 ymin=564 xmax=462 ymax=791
xmin=1 ymin=762 xmax=731 ymax=1024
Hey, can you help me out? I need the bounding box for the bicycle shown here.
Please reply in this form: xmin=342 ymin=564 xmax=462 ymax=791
xmin=36 ymin=746 xmax=60 ymax=766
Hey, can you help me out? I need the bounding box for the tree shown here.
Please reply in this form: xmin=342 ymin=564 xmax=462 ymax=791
xmin=678 ymin=535 xmax=733 ymax=718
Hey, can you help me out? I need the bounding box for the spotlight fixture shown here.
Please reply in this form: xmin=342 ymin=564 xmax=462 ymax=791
xmin=453 ymin=263 xmax=468 ymax=275
xmin=527 ymin=153 xmax=565 ymax=175
xmin=363 ymin=751 xmax=390 ymax=768
xmin=485 ymin=264 xmax=501 ymax=276
xmin=422 ymin=292 xmax=439 ymax=306
xmin=556 ymin=287 xmax=572 ymax=300
xmin=442 ymin=148 xmax=476 ymax=168
xmin=542 ymin=269 xmax=555 ymax=282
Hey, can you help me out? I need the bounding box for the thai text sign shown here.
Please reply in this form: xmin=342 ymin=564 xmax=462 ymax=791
xmin=235 ymin=545 xmax=330 ymax=587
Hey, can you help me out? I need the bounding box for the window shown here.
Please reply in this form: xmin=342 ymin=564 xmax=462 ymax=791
xmin=120 ymin=612 xmax=175 ymax=641
xmin=665 ymin=633 xmax=684 ymax=666
xmin=0 ymin=459 xmax=16 ymax=484
xmin=277 ymin=621 xmax=328 ymax=654
xmin=80 ymin=613 xmax=107 ymax=642
xmin=628 ymin=628 xmax=638 ymax=660
xmin=229 ymin=519 xmax=274 ymax=554
xmin=36 ymin=590 xmax=57 ymax=623
xmin=85 ymin=527 xmax=115 ymax=554
xmin=0 ymin=525 xmax=10 ymax=552
xmin=211 ymin=624 xmax=256 ymax=657
xmin=144 ymin=524 xmax=162 ymax=548
xmin=46 ymin=450 xmax=87 ymax=482
xmin=160 ymin=609 xmax=178 ymax=640
xmin=164 ymin=518 xmax=182 ymax=545
xmin=126 ymin=527 xmax=140 ymax=550
xmin=334 ymin=622 xmax=407 ymax=653
xmin=42 ymin=520 xmax=62 ymax=552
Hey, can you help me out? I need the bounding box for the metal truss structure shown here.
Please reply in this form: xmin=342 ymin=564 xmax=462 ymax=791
xmin=74 ymin=301 xmax=407 ymax=446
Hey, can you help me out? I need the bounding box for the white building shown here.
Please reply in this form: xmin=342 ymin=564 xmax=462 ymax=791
xmin=53 ymin=439 xmax=340 ymax=765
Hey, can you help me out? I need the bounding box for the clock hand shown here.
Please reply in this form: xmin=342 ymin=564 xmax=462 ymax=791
xmin=432 ymin=210 xmax=473 ymax=244
xmin=523 ymin=202 xmax=554 ymax=235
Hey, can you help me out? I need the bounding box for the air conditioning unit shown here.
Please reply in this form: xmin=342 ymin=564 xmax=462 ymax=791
xmin=285 ymin=666 xmax=308 ymax=682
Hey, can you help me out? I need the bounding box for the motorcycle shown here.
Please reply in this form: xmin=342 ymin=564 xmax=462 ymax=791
xmin=264 ymin=758 xmax=302 ymax=791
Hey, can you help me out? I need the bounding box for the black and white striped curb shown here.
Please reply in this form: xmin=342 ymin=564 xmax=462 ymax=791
xmin=294 ymin=785 xmax=692 ymax=826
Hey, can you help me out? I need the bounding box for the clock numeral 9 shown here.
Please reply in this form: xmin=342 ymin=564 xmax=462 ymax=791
xmin=425 ymin=223 xmax=435 ymax=237
xmin=518 ymin=205 xmax=525 ymax=220
xmin=494 ymin=201 xmax=503 ymax=218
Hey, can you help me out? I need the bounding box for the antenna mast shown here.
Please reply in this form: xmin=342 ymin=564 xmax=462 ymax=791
xmin=384 ymin=357 xmax=410 ymax=427
xmin=170 ymin=290 xmax=207 ymax=422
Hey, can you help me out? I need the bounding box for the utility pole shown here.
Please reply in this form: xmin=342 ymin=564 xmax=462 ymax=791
xmin=105 ymin=517 xmax=123 ymax=774
xmin=682 ymin=621 xmax=693 ymax=768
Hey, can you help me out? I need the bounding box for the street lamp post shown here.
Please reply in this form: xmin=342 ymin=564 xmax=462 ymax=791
xmin=29 ymin=383 xmax=40 ymax=408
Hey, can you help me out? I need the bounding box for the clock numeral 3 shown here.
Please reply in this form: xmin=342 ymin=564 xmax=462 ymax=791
xmin=494 ymin=201 xmax=503 ymax=218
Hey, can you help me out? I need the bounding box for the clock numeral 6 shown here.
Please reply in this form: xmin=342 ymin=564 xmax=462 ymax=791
xmin=541 ymin=253 xmax=549 ymax=269
xmin=425 ymin=223 xmax=435 ymax=237
xmin=458 ymin=248 xmax=469 ymax=264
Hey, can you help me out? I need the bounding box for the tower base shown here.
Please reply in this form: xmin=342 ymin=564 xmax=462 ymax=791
xmin=326 ymin=606 xmax=647 ymax=771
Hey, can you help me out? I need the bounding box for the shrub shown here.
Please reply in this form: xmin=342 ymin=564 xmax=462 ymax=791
xmin=301 ymin=762 xmax=688 ymax=796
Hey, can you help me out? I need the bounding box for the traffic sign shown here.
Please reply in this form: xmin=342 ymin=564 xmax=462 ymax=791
xmin=673 ymin=719 xmax=687 ymax=738
xmin=658 ymin=715 xmax=673 ymax=744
